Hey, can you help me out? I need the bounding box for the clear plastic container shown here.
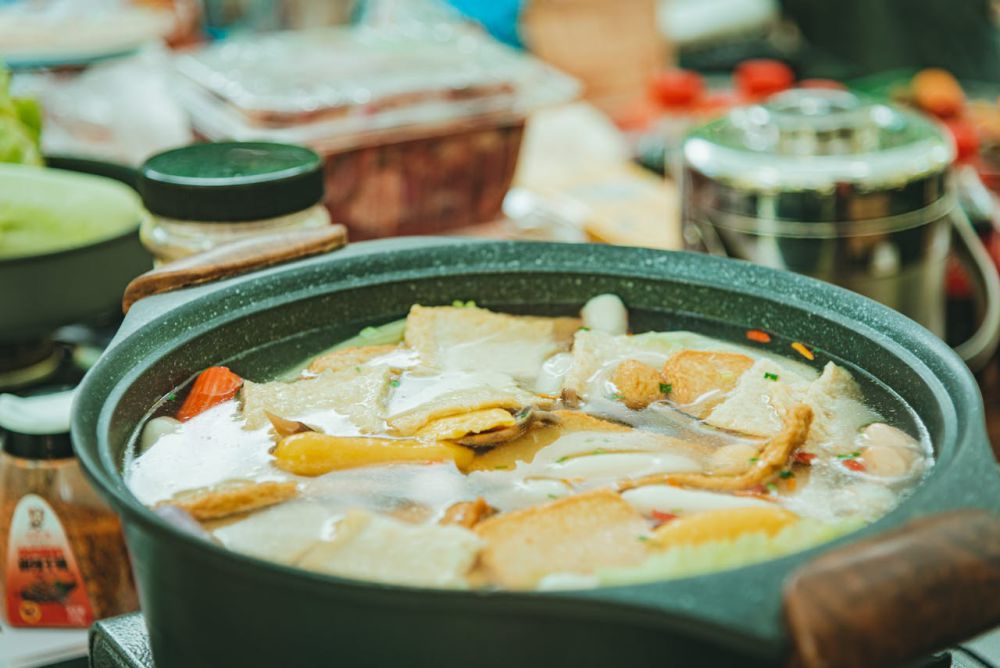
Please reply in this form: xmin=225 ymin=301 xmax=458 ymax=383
xmin=172 ymin=24 xmax=578 ymax=239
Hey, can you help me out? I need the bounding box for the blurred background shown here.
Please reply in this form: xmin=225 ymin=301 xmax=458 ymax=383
xmin=3 ymin=1 xmax=1000 ymax=665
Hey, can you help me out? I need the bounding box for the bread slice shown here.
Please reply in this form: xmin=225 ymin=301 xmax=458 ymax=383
xmin=307 ymin=344 xmax=399 ymax=374
xmin=297 ymin=510 xmax=483 ymax=588
xmin=661 ymin=350 xmax=754 ymax=416
xmin=473 ymin=489 xmax=649 ymax=589
xmin=404 ymin=304 xmax=578 ymax=382
xmin=162 ymin=479 xmax=298 ymax=521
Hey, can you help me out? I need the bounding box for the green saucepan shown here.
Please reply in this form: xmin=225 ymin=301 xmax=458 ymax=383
xmin=72 ymin=237 xmax=1000 ymax=668
xmin=0 ymin=158 xmax=151 ymax=348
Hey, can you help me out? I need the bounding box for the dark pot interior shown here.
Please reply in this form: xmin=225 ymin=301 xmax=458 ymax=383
xmin=72 ymin=238 xmax=1000 ymax=667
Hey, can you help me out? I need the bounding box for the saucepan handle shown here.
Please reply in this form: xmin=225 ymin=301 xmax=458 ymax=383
xmin=783 ymin=509 xmax=1000 ymax=668
xmin=951 ymin=205 xmax=1000 ymax=372
xmin=121 ymin=225 xmax=348 ymax=313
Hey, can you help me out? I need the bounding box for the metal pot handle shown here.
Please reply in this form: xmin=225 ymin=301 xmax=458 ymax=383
xmin=121 ymin=225 xmax=348 ymax=313
xmin=783 ymin=509 xmax=1000 ymax=668
xmin=951 ymin=205 xmax=1000 ymax=371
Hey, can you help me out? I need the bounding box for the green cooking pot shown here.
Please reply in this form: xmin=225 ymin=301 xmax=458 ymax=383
xmin=71 ymin=237 xmax=1000 ymax=668
xmin=0 ymin=157 xmax=151 ymax=347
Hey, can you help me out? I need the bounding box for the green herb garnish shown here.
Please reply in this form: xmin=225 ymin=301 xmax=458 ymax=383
xmin=637 ymin=535 xmax=650 ymax=542
xmin=660 ymin=383 xmax=672 ymax=394
xmin=764 ymin=372 xmax=779 ymax=381
xmin=579 ymin=326 xmax=590 ymax=332
xmin=766 ymin=482 xmax=778 ymax=492
xmin=547 ymin=494 xmax=561 ymax=500
xmin=389 ymin=379 xmax=400 ymax=388
xmin=556 ymin=456 xmax=570 ymax=463
xmin=748 ymin=457 xmax=759 ymax=463
xmin=836 ymin=452 xmax=861 ymax=459
xmin=609 ymin=392 xmax=623 ymax=401
xmin=165 ymin=392 xmax=177 ymax=401
xmin=779 ymin=470 xmax=794 ymax=479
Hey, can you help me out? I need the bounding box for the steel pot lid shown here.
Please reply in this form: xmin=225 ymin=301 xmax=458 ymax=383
xmin=683 ymin=89 xmax=955 ymax=194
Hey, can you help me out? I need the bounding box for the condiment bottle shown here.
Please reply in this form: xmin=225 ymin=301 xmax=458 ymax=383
xmin=0 ymin=391 xmax=138 ymax=627
xmin=138 ymin=141 xmax=329 ymax=264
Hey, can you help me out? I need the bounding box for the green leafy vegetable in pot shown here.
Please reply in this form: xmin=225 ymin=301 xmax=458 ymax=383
xmin=0 ymin=63 xmax=43 ymax=166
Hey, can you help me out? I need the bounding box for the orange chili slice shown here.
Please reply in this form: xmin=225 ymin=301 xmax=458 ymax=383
xmin=176 ymin=366 xmax=243 ymax=422
xmin=746 ymin=329 xmax=772 ymax=344
xmin=790 ymin=341 xmax=815 ymax=360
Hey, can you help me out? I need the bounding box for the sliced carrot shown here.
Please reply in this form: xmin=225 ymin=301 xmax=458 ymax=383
xmin=746 ymin=329 xmax=772 ymax=344
xmin=794 ymin=451 xmax=817 ymax=465
xmin=176 ymin=366 xmax=243 ymax=422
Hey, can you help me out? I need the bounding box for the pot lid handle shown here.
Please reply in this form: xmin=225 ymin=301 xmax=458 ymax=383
xmin=783 ymin=509 xmax=1000 ymax=668
xmin=122 ymin=225 xmax=348 ymax=313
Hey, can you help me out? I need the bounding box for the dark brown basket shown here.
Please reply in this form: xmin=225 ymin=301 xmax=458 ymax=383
xmin=317 ymin=117 xmax=525 ymax=240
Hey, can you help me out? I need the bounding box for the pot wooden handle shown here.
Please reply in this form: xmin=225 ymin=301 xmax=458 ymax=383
xmin=783 ymin=509 xmax=1000 ymax=668
xmin=122 ymin=225 xmax=348 ymax=313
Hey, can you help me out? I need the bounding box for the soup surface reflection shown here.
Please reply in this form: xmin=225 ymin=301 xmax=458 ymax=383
xmin=128 ymin=296 xmax=932 ymax=590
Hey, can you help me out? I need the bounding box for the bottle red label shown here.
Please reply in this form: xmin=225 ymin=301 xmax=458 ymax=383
xmin=5 ymin=494 xmax=94 ymax=627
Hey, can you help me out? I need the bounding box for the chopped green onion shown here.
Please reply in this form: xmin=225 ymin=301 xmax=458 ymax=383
xmin=610 ymin=392 xmax=623 ymax=401
xmin=165 ymin=392 xmax=177 ymax=401
xmin=389 ymin=379 xmax=400 ymax=387
xmin=660 ymin=383 xmax=673 ymax=394
xmin=578 ymin=326 xmax=590 ymax=332
xmin=766 ymin=482 xmax=778 ymax=492
xmin=637 ymin=535 xmax=650 ymax=542
xmin=779 ymin=470 xmax=794 ymax=479
xmin=764 ymin=372 xmax=779 ymax=381
xmin=547 ymin=494 xmax=560 ymax=500
xmin=749 ymin=457 xmax=759 ymax=463
xmin=556 ymin=456 xmax=570 ymax=463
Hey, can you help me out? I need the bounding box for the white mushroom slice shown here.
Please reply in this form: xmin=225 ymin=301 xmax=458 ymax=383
xmin=580 ymin=294 xmax=629 ymax=335
xmin=139 ymin=415 xmax=181 ymax=453
xmin=535 ymin=352 xmax=573 ymax=395
xmin=622 ymin=485 xmax=773 ymax=515
xmin=551 ymin=452 xmax=700 ymax=481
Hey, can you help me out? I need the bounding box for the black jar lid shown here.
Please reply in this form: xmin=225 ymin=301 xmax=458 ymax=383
xmin=139 ymin=142 xmax=325 ymax=222
xmin=0 ymin=389 xmax=75 ymax=460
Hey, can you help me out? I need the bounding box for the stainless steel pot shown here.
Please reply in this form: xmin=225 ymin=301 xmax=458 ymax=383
xmin=681 ymin=88 xmax=1000 ymax=370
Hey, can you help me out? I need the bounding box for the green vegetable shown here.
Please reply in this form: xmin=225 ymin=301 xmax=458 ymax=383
xmin=659 ymin=383 xmax=672 ymax=394
xmin=598 ymin=519 xmax=864 ymax=586
xmin=0 ymin=65 xmax=43 ymax=166
xmin=764 ymin=372 xmax=779 ymax=381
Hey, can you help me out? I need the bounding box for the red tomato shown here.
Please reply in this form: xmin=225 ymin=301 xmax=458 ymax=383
xmin=735 ymin=59 xmax=794 ymax=100
xmin=649 ymin=69 xmax=705 ymax=108
xmin=651 ymin=510 xmax=679 ymax=524
xmin=944 ymin=118 xmax=980 ymax=163
xmin=794 ymin=452 xmax=817 ymax=465
xmin=842 ymin=458 xmax=866 ymax=472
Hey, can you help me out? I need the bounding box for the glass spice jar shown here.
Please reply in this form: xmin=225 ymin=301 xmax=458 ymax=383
xmin=0 ymin=391 xmax=138 ymax=628
xmin=138 ymin=141 xmax=330 ymax=264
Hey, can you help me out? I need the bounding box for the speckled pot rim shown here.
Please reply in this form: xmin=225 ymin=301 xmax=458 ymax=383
xmin=71 ymin=238 xmax=1000 ymax=660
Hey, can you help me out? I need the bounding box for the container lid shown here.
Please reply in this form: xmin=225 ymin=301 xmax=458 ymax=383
xmin=172 ymin=24 xmax=579 ymax=149
xmin=139 ymin=142 xmax=324 ymax=222
xmin=0 ymin=389 xmax=75 ymax=459
xmin=683 ymin=88 xmax=955 ymax=192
